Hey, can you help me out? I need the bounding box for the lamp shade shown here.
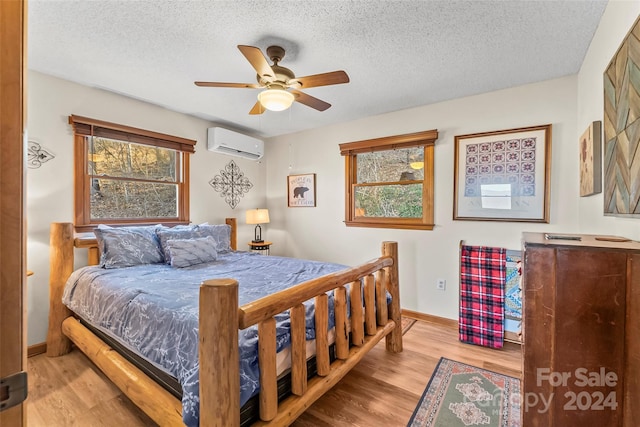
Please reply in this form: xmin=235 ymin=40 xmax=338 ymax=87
xmin=409 ymin=153 xmax=424 ymax=170
xmin=257 ymin=89 xmax=294 ymax=112
xmin=246 ymin=208 xmax=270 ymax=224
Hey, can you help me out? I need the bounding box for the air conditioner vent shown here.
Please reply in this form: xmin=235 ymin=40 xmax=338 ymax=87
xmin=207 ymin=127 xmax=264 ymax=160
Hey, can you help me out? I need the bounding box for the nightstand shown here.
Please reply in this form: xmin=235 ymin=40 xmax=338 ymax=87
xmin=248 ymin=241 xmax=272 ymax=255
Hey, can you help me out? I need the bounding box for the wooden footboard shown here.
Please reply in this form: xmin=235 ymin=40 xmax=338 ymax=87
xmin=46 ymin=220 xmax=402 ymax=427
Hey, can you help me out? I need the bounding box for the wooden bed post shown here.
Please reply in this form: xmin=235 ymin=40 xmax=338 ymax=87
xmin=199 ymin=278 xmax=240 ymax=427
xmin=46 ymin=222 xmax=74 ymax=356
xmin=383 ymin=241 xmax=403 ymax=353
xmin=225 ymin=217 xmax=237 ymax=250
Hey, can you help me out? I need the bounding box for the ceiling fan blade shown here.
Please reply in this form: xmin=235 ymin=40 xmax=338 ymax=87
xmin=238 ymin=45 xmax=276 ymax=82
xmin=194 ymin=81 xmax=260 ymax=88
xmin=249 ymin=101 xmax=265 ymax=115
xmin=290 ymin=89 xmax=331 ymax=111
xmin=292 ymin=70 xmax=350 ymax=89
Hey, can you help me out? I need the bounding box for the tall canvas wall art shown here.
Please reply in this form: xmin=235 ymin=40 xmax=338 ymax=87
xmin=603 ymin=15 xmax=640 ymax=215
xmin=580 ymin=121 xmax=602 ymax=197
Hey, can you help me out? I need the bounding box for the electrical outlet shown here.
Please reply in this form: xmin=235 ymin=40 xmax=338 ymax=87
xmin=436 ymin=278 xmax=446 ymax=291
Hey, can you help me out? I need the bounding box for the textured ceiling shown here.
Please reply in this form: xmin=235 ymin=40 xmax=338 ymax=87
xmin=28 ymin=0 xmax=607 ymax=138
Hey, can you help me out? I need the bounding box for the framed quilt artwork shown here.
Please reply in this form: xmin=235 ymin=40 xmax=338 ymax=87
xmin=603 ymin=15 xmax=640 ymax=216
xmin=453 ymin=124 xmax=552 ymax=222
xmin=580 ymin=121 xmax=602 ymax=197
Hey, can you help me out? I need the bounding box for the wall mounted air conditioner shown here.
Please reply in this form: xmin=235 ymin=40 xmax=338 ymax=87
xmin=207 ymin=127 xmax=264 ymax=160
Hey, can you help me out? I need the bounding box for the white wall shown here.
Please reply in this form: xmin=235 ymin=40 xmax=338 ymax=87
xmin=265 ymin=75 xmax=579 ymax=319
xmin=26 ymin=71 xmax=267 ymax=345
xmin=577 ymin=0 xmax=640 ymax=237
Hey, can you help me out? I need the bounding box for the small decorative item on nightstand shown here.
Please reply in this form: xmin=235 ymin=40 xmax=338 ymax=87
xmin=248 ymin=241 xmax=272 ymax=255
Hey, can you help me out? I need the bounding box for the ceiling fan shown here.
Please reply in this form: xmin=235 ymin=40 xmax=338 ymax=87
xmin=195 ymin=45 xmax=350 ymax=115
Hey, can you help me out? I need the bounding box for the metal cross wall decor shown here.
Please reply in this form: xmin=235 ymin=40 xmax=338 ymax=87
xmin=209 ymin=160 xmax=253 ymax=209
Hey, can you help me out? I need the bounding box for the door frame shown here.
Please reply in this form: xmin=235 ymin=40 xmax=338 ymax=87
xmin=0 ymin=0 xmax=27 ymax=425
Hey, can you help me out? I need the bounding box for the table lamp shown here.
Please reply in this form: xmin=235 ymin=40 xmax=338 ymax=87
xmin=246 ymin=208 xmax=270 ymax=243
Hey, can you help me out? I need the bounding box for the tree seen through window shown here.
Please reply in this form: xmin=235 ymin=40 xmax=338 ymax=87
xmin=88 ymin=137 xmax=179 ymax=219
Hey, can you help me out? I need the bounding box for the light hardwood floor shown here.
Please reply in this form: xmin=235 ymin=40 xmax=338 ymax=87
xmin=27 ymin=319 xmax=522 ymax=426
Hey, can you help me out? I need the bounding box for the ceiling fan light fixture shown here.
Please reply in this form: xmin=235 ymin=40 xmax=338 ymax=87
xmin=257 ymin=88 xmax=295 ymax=111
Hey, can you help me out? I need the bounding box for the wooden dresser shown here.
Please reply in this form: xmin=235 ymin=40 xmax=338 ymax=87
xmin=521 ymin=232 xmax=640 ymax=427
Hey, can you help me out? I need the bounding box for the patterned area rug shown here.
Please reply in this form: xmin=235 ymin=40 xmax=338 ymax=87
xmin=408 ymin=358 xmax=520 ymax=427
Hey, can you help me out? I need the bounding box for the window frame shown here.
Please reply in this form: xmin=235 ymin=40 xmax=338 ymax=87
xmin=69 ymin=115 xmax=196 ymax=232
xmin=339 ymin=129 xmax=438 ymax=230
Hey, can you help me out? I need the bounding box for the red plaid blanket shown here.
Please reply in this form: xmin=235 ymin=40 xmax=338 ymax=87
xmin=459 ymin=245 xmax=506 ymax=349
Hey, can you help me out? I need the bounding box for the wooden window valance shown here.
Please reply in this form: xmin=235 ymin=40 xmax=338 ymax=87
xmin=68 ymin=115 xmax=197 ymax=153
xmin=339 ymin=129 xmax=438 ymax=156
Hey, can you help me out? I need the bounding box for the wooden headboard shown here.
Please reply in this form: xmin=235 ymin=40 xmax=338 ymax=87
xmin=70 ymin=217 xmax=238 ymax=266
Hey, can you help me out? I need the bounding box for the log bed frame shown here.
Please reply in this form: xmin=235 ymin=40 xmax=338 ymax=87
xmin=46 ymin=218 xmax=403 ymax=426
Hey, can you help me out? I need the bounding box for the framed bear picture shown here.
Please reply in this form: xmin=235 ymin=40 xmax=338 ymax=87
xmin=287 ymin=173 xmax=316 ymax=207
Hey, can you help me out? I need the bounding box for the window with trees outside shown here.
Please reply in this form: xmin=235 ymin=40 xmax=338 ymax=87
xmin=339 ymin=129 xmax=438 ymax=230
xmin=69 ymin=115 xmax=196 ymax=232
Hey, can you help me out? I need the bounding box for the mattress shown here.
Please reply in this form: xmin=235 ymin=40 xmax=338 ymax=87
xmin=62 ymin=250 xmax=347 ymax=427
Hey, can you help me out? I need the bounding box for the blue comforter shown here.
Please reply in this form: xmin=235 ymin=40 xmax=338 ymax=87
xmin=62 ymin=250 xmax=347 ymax=426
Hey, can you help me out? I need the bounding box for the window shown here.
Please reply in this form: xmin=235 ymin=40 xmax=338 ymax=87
xmin=69 ymin=115 xmax=196 ymax=232
xmin=339 ymin=129 xmax=438 ymax=230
